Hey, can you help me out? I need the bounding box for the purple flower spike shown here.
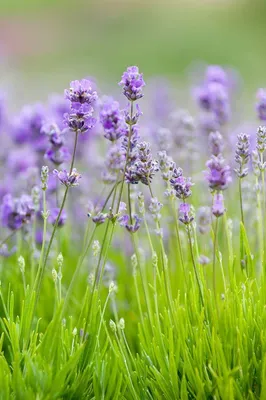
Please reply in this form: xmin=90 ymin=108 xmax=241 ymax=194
xmin=179 ymin=203 xmax=194 ymax=225
xmin=100 ymin=98 xmax=127 ymax=141
xmin=64 ymin=79 xmax=98 ymax=134
xmin=45 ymin=147 xmax=70 ymax=166
xmin=118 ymin=214 xmax=142 ymax=233
xmin=212 ymin=193 xmax=226 ymax=218
xmin=48 ymin=208 xmax=67 ymax=227
xmin=65 ymin=79 xmax=98 ymax=107
xmin=256 ymin=89 xmax=266 ymax=121
xmin=1 ymin=194 xmax=35 ymax=231
xmin=205 ymin=155 xmax=231 ymax=191
xmin=205 ymin=65 xmax=228 ymax=86
xmin=170 ymin=168 xmax=193 ymax=200
xmin=54 ymin=168 xmax=81 ymax=187
xmin=208 ymin=131 xmax=224 ymax=156
xmin=119 ymin=66 xmax=145 ymax=101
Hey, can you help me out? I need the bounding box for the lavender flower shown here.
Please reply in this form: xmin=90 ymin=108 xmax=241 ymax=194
xmin=197 ymin=206 xmax=211 ymax=234
xmin=256 ymin=89 xmax=266 ymax=121
xmin=102 ymin=143 xmax=126 ymax=184
xmin=205 ymin=155 xmax=231 ymax=191
xmin=205 ymin=65 xmax=228 ymax=86
xmin=212 ymin=193 xmax=226 ymax=218
xmin=12 ymin=104 xmax=46 ymax=151
xmin=45 ymin=147 xmax=70 ymax=166
xmin=54 ymin=169 xmax=81 ymax=187
xmin=64 ymin=79 xmax=98 ymax=134
xmin=208 ymin=131 xmax=224 ymax=156
xmin=234 ymin=133 xmax=250 ymax=178
xmin=119 ymin=66 xmax=145 ymax=101
xmin=179 ymin=203 xmax=194 ymax=225
xmin=48 ymin=208 xmax=67 ymax=227
xmin=126 ymin=142 xmax=159 ymax=185
xmin=118 ymin=214 xmax=142 ymax=233
xmin=1 ymin=194 xmax=35 ymax=230
xmin=170 ymin=168 xmax=193 ymax=200
xmin=149 ymin=197 xmax=163 ymax=222
xmin=100 ymin=98 xmax=127 ymax=141
xmin=252 ymin=150 xmax=261 ymax=177
xmin=65 ymin=79 xmax=98 ymax=108
xmin=256 ymin=126 xmax=266 ymax=153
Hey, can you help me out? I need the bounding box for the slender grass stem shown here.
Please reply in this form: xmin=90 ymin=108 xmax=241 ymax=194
xmin=212 ymin=217 xmax=219 ymax=306
xmin=187 ymin=226 xmax=204 ymax=309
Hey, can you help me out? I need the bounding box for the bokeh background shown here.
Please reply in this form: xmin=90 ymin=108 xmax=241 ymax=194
xmin=0 ymin=0 xmax=266 ymax=105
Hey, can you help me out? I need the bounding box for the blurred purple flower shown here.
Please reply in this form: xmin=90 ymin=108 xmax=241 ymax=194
xmin=48 ymin=207 xmax=67 ymax=227
xmin=205 ymin=155 xmax=231 ymax=191
xmin=1 ymin=193 xmax=35 ymax=230
xmin=256 ymin=89 xmax=266 ymax=121
xmin=118 ymin=214 xmax=142 ymax=233
xmin=212 ymin=193 xmax=226 ymax=217
xmin=100 ymin=98 xmax=127 ymax=141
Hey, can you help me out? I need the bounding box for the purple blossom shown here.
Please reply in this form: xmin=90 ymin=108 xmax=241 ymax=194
xmin=41 ymin=122 xmax=65 ymax=148
xmin=45 ymin=146 xmax=70 ymax=166
xmin=119 ymin=66 xmax=145 ymax=101
xmin=212 ymin=193 xmax=226 ymax=217
xmin=48 ymin=207 xmax=67 ymax=227
xmin=7 ymin=147 xmax=37 ymax=174
xmin=1 ymin=193 xmax=35 ymax=230
xmin=234 ymin=133 xmax=250 ymax=178
xmin=64 ymin=79 xmax=98 ymax=134
xmin=12 ymin=104 xmax=46 ymax=150
xmin=125 ymin=141 xmax=159 ymax=185
xmin=208 ymin=131 xmax=224 ymax=156
xmin=205 ymin=65 xmax=228 ymax=86
xmin=65 ymin=79 xmax=98 ymax=108
xmin=118 ymin=214 xmax=142 ymax=233
xmin=179 ymin=203 xmax=194 ymax=225
xmin=170 ymin=168 xmax=193 ymax=200
xmin=100 ymin=98 xmax=127 ymax=141
xmin=205 ymin=155 xmax=231 ymax=191
xmin=197 ymin=206 xmax=211 ymax=234
xmin=54 ymin=168 xmax=81 ymax=187
xmin=256 ymin=89 xmax=266 ymax=121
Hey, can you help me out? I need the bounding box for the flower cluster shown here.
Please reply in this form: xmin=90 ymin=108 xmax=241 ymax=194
xmin=125 ymin=142 xmax=159 ymax=185
xmin=100 ymin=98 xmax=127 ymax=142
xmin=119 ymin=66 xmax=145 ymax=101
xmin=54 ymin=169 xmax=81 ymax=187
xmin=64 ymin=79 xmax=98 ymax=134
xmin=256 ymin=89 xmax=266 ymax=121
xmin=195 ymin=65 xmax=230 ymax=128
xmin=41 ymin=122 xmax=70 ymax=166
xmin=170 ymin=168 xmax=193 ymax=200
xmin=234 ymin=133 xmax=250 ymax=178
xmin=12 ymin=104 xmax=47 ymax=151
xmin=1 ymin=193 xmax=35 ymax=230
xmin=205 ymin=155 xmax=231 ymax=191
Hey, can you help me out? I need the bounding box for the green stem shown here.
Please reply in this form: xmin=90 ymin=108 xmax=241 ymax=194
xmin=187 ymin=226 xmax=205 ymax=309
xmin=212 ymin=217 xmax=219 ymax=304
xmin=239 ymin=178 xmax=244 ymax=225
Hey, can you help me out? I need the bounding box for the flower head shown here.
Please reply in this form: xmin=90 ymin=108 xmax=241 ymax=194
xmin=178 ymin=203 xmax=194 ymax=225
xmin=48 ymin=208 xmax=67 ymax=227
xmin=119 ymin=66 xmax=145 ymax=101
xmin=1 ymin=194 xmax=35 ymax=230
xmin=256 ymin=89 xmax=266 ymax=121
xmin=65 ymin=79 xmax=98 ymax=108
xmin=100 ymin=98 xmax=127 ymax=141
xmin=208 ymin=131 xmax=224 ymax=156
xmin=170 ymin=168 xmax=193 ymax=200
xmin=234 ymin=133 xmax=250 ymax=178
xmin=118 ymin=214 xmax=142 ymax=233
xmin=212 ymin=193 xmax=226 ymax=218
xmin=205 ymin=155 xmax=231 ymax=191
xmin=53 ymin=168 xmax=81 ymax=187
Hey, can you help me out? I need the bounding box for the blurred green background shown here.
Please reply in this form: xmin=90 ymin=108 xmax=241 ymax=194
xmin=0 ymin=0 xmax=266 ymax=100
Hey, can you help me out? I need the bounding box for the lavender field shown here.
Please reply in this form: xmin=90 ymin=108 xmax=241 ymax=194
xmin=0 ymin=60 xmax=266 ymax=399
